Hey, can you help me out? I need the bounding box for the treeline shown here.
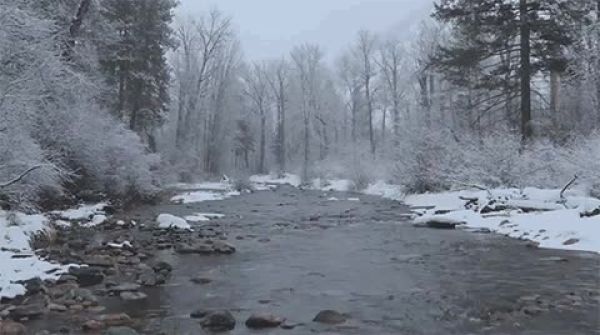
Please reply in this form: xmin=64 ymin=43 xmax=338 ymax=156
xmin=2 ymin=0 xmax=600 ymax=209
xmin=163 ymin=1 xmax=600 ymax=195
xmin=0 ymin=0 xmax=175 ymax=209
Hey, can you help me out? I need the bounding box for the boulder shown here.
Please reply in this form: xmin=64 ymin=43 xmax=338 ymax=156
xmin=119 ymin=291 xmax=147 ymax=301
xmin=245 ymin=313 xmax=284 ymax=329
xmin=103 ymin=326 xmax=139 ymax=335
xmin=200 ymin=310 xmax=236 ymax=331
xmin=313 ymin=310 xmax=346 ymax=324
xmin=69 ymin=267 xmax=104 ymax=287
xmin=0 ymin=321 xmax=26 ymax=335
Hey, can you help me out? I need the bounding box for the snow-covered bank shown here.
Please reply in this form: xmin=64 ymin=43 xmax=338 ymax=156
xmin=0 ymin=202 xmax=114 ymax=299
xmin=249 ymin=173 xmax=302 ymax=188
xmin=0 ymin=212 xmax=67 ymax=299
xmin=405 ymin=188 xmax=600 ymax=254
xmin=169 ymin=179 xmax=241 ymax=204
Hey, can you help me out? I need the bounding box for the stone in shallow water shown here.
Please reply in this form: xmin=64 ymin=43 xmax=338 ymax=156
xmin=109 ymin=283 xmax=141 ymax=293
xmin=213 ymin=241 xmax=236 ymax=254
xmin=103 ymin=326 xmax=139 ymax=335
xmin=563 ymin=238 xmax=579 ymax=246
xmin=0 ymin=320 xmax=27 ymax=335
xmin=190 ymin=277 xmax=212 ymax=285
xmin=98 ymin=313 xmax=132 ymax=327
xmin=313 ymin=310 xmax=347 ymax=324
xmin=245 ymin=313 xmax=284 ymax=329
xmin=69 ymin=267 xmax=105 ymax=287
xmin=9 ymin=304 xmax=45 ymax=320
xmin=119 ymin=291 xmax=147 ymax=301
xmin=200 ymin=310 xmax=236 ymax=331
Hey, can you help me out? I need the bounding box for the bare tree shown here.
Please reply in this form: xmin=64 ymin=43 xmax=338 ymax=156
xmin=291 ymin=44 xmax=324 ymax=181
xmin=354 ymin=30 xmax=378 ymax=155
xmin=174 ymin=11 xmax=233 ymax=149
xmin=337 ymin=52 xmax=363 ymax=144
xmin=378 ymin=37 xmax=407 ymax=144
xmin=267 ymin=58 xmax=290 ymax=174
xmin=242 ymin=62 xmax=271 ymax=174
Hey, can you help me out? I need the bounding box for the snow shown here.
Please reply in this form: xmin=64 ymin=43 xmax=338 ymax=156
xmin=250 ymin=173 xmax=302 ymax=188
xmin=157 ymin=214 xmax=191 ymax=230
xmin=184 ymin=214 xmax=210 ymax=222
xmin=404 ymin=187 xmax=600 ymax=254
xmin=185 ymin=213 xmax=225 ymax=222
xmin=311 ymin=178 xmax=354 ymax=192
xmin=0 ymin=211 xmax=71 ymax=299
xmin=107 ymin=241 xmax=133 ymax=249
xmin=171 ymin=190 xmax=240 ymax=204
xmin=169 ymin=181 xmax=233 ymax=191
xmin=362 ymin=181 xmax=404 ymax=201
xmin=51 ymin=203 xmax=109 ymax=221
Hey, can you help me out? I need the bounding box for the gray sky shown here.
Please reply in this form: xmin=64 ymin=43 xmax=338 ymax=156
xmin=176 ymin=0 xmax=433 ymax=62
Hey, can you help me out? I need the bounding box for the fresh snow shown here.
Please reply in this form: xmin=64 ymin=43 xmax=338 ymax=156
xmin=311 ymin=178 xmax=354 ymax=192
xmin=171 ymin=190 xmax=240 ymax=204
xmin=250 ymin=173 xmax=302 ymax=188
xmin=405 ymin=188 xmax=600 ymax=254
xmin=157 ymin=214 xmax=191 ymax=230
xmin=0 ymin=211 xmax=71 ymax=299
xmin=107 ymin=241 xmax=133 ymax=249
xmin=51 ymin=203 xmax=109 ymax=221
xmin=185 ymin=213 xmax=225 ymax=222
xmin=363 ymin=181 xmax=404 ymax=201
xmin=169 ymin=181 xmax=233 ymax=191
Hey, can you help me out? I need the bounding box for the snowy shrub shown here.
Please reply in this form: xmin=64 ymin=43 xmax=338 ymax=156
xmin=311 ymin=142 xmax=392 ymax=190
xmin=36 ymin=101 xmax=161 ymax=202
xmin=393 ymin=127 xmax=463 ymax=193
xmin=0 ymin=125 xmax=65 ymax=210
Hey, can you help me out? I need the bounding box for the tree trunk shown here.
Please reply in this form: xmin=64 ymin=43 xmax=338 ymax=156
xmin=64 ymin=0 xmax=92 ymax=60
xmin=419 ymin=74 xmax=430 ymax=125
xmin=259 ymin=113 xmax=266 ymax=174
xmin=381 ymin=108 xmax=386 ymax=150
xmin=550 ymin=70 xmax=560 ymax=123
xmin=366 ymin=80 xmax=375 ymax=155
xmin=302 ymin=116 xmax=310 ymax=181
xmin=279 ymin=80 xmax=286 ymax=173
xmin=520 ymin=0 xmax=532 ymax=141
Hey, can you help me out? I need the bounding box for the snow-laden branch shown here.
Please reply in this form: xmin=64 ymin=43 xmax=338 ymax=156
xmin=0 ymin=165 xmax=54 ymax=188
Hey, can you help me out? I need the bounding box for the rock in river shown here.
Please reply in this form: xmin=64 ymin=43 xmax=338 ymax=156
xmin=119 ymin=291 xmax=147 ymax=301
xmin=69 ymin=267 xmax=104 ymax=287
xmin=200 ymin=310 xmax=236 ymax=331
xmin=0 ymin=320 xmax=27 ymax=335
xmin=103 ymin=326 xmax=139 ymax=335
xmin=245 ymin=313 xmax=284 ymax=329
xmin=313 ymin=310 xmax=347 ymax=324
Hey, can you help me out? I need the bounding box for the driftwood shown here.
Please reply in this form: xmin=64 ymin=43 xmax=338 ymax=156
xmin=559 ymin=175 xmax=578 ymax=199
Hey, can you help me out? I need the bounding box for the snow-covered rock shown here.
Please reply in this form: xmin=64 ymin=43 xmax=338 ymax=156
xmin=157 ymin=214 xmax=191 ymax=230
xmin=250 ymin=173 xmax=302 ymax=188
xmin=0 ymin=211 xmax=71 ymax=299
xmin=171 ymin=190 xmax=240 ymax=204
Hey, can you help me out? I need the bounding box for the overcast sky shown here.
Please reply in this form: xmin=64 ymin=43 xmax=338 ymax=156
xmin=176 ymin=0 xmax=433 ymax=62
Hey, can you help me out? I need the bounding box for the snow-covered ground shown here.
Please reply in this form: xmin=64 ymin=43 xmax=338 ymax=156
xmin=0 ymin=201 xmax=115 ymax=299
xmin=405 ymin=188 xmax=600 ymax=254
xmin=0 ymin=212 xmax=70 ymax=299
xmin=250 ymin=173 xmax=302 ymax=188
xmin=169 ymin=179 xmax=241 ymax=204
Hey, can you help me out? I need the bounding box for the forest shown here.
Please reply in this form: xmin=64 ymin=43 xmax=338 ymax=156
xmin=1 ymin=1 xmax=600 ymax=334
xmin=2 ymin=0 xmax=600 ymax=210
